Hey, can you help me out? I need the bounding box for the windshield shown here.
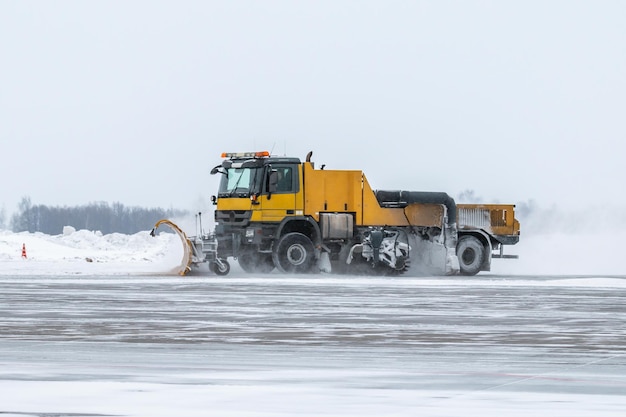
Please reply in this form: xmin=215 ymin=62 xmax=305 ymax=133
xmin=218 ymin=167 xmax=262 ymax=197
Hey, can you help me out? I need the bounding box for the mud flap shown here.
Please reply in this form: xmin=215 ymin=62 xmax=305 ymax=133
xmin=318 ymin=251 xmax=332 ymax=273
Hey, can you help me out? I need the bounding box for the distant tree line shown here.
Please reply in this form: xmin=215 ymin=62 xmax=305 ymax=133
xmin=10 ymin=197 xmax=187 ymax=235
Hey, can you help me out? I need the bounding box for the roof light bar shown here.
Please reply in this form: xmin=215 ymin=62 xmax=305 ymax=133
xmin=221 ymin=151 xmax=270 ymax=158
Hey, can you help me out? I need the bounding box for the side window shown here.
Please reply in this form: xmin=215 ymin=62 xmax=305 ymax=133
xmin=265 ymin=164 xmax=299 ymax=194
xmin=275 ymin=167 xmax=293 ymax=192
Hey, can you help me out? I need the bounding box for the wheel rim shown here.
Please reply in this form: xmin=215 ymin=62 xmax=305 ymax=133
xmin=273 ymin=232 xmax=315 ymax=273
xmin=286 ymin=244 xmax=307 ymax=265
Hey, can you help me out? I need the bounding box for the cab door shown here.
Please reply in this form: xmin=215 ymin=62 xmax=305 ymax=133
xmin=259 ymin=164 xmax=300 ymax=222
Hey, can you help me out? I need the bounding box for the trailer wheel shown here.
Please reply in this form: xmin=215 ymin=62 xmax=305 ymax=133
xmin=457 ymin=235 xmax=485 ymax=276
xmin=210 ymin=259 xmax=230 ymax=276
xmin=238 ymin=252 xmax=275 ymax=273
xmin=272 ymin=232 xmax=315 ymax=273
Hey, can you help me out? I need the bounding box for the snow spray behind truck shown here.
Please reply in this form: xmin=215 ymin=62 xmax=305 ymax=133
xmin=208 ymin=151 xmax=519 ymax=276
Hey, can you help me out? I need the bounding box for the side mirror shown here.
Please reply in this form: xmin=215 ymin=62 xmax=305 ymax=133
xmin=210 ymin=195 xmax=217 ymax=205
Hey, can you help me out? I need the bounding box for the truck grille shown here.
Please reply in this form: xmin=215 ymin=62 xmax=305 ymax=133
xmin=215 ymin=210 xmax=252 ymax=226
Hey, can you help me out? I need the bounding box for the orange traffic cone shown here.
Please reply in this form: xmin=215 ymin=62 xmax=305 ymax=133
xmin=21 ymin=243 xmax=27 ymax=259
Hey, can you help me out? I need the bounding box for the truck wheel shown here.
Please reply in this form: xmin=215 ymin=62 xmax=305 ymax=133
xmin=238 ymin=252 xmax=275 ymax=273
xmin=272 ymin=232 xmax=315 ymax=273
xmin=210 ymin=259 xmax=230 ymax=276
xmin=457 ymin=235 xmax=485 ymax=276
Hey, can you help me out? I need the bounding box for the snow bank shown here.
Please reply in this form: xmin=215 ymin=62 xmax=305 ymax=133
xmin=0 ymin=228 xmax=185 ymax=276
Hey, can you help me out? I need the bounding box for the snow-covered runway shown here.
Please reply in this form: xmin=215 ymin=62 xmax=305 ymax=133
xmin=1 ymin=274 xmax=625 ymax=416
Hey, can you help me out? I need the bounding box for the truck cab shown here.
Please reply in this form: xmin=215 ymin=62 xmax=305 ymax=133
xmin=211 ymin=152 xmax=312 ymax=273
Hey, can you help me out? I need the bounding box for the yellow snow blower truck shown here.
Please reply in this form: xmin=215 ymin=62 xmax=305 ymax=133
xmin=209 ymin=151 xmax=520 ymax=276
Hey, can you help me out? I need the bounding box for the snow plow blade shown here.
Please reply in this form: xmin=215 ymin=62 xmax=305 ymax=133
xmin=150 ymin=219 xmax=193 ymax=276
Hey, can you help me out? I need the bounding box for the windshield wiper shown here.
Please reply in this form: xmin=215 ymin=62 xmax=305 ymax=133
xmin=228 ymin=171 xmax=246 ymax=197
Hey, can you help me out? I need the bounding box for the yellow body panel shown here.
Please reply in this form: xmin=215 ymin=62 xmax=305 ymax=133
xmin=220 ymin=197 xmax=253 ymax=213
xmin=303 ymin=163 xmax=362 ymax=222
xmin=302 ymin=163 xmax=446 ymax=228
xmin=360 ymin=175 xmax=407 ymax=226
xmin=403 ymin=204 xmax=445 ymax=227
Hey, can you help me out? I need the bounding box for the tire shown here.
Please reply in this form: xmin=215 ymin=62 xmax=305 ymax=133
xmin=272 ymin=232 xmax=316 ymax=273
xmin=210 ymin=259 xmax=230 ymax=276
xmin=456 ymin=235 xmax=485 ymax=276
xmin=238 ymin=252 xmax=275 ymax=273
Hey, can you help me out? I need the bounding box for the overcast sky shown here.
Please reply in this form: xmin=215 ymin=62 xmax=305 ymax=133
xmin=2 ymin=1 xmax=624 ymax=216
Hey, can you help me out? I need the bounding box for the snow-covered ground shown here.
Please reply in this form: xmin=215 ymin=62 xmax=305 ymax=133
xmin=1 ymin=272 xmax=625 ymax=417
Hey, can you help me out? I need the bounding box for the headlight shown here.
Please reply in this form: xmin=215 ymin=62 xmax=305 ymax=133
xmin=245 ymin=228 xmax=255 ymax=238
